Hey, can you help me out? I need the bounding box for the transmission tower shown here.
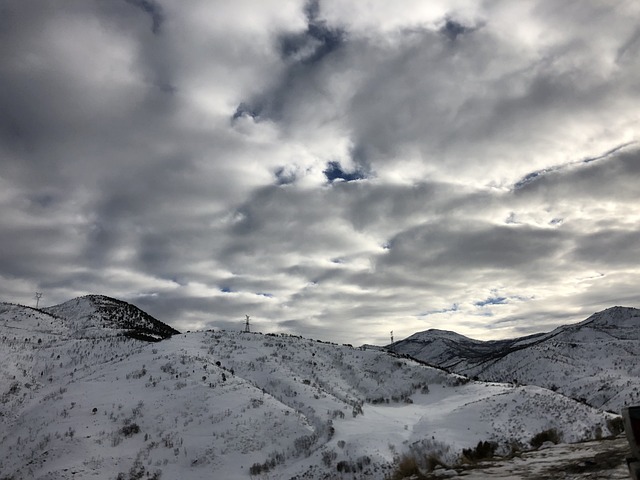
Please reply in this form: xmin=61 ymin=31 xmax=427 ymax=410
xmin=244 ymin=315 xmax=250 ymax=333
xmin=35 ymin=292 xmax=42 ymax=309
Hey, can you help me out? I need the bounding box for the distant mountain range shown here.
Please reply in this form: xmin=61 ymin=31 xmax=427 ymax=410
xmin=388 ymin=306 xmax=640 ymax=412
xmin=0 ymin=296 xmax=628 ymax=479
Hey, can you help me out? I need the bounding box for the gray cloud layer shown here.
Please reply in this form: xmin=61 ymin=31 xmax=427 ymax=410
xmin=1 ymin=0 xmax=639 ymax=345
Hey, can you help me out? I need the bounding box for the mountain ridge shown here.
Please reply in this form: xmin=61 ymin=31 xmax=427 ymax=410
xmin=388 ymin=306 xmax=640 ymax=411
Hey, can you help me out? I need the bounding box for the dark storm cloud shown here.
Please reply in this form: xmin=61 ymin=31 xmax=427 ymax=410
xmin=0 ymin=223 xmax=72 ymax=278
xmin=616 ymin=26 xmax=640 ymax=62
xmin=279 ymin=0 xmax=344 ymax=65
xmin=124 ymin=0 xmax=164 ymax=34
xmin=571 ymin=230 xmax=640 ymax=266
xmin=440 ymin=18 xmax=476 ymax=41
xmin=231 ymin=0 xmax=345 ymax=125
xmin=1 ymin=0 xmax=639 ymax=344
xmin=381 ymin=223 xmax=564 ymax=270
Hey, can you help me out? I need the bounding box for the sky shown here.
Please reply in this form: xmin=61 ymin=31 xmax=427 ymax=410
xmin=1 ymin=0 xmax=640 ymax=346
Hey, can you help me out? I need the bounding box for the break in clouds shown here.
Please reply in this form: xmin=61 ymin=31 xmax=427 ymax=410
xmin=1 ymin=0 xmax=640 ymax=345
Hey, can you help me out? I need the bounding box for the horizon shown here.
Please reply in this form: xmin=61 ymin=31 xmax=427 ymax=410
xmin=3 ymin=293 xmax=637 ymax=346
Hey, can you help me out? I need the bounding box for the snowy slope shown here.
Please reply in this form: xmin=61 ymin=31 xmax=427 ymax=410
xmin=389 ymin=306 xmax=640 ymax=411
xmin=0 ymin=298 xmax=623 ymax=479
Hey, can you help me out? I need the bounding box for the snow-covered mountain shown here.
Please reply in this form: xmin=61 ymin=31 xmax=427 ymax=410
xmin=389 ymin=306 xmax=640 ymax=412
xmin=0 ymin=298 xmax=624 ymax=479
xmin=43 ymin=294 xmax=180 ymax=341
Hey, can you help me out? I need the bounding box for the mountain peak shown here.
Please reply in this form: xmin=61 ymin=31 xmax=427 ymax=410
xmin=579 ymin=306 xmax=640 ymax=328
xmin=405 ymin=328 xmax=474 ymax=342
xmin=44 ymin=294 xmax=180 ymax=341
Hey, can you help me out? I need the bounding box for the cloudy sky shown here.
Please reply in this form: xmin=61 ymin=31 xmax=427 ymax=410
xmin=1 ymin=0 xmax=639 ymax=345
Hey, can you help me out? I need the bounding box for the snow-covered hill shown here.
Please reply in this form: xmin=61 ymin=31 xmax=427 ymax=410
xmin=44 ymin=295 xmax=180 ymax=341
xmin=0 ymin=298 xmax=624 ymax=479
xmin=389 ymin=306 xmax=640 ymax=412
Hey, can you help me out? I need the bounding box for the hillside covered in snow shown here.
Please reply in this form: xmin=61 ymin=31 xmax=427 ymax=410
xmin=0 ymin=297 xmax=626 ymax=479
xmin=389 ymin=306 xmax=640 ymax=412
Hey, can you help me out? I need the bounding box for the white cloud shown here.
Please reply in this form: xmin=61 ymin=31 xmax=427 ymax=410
xmin=319 ymin=0 xmax=481 ymax=35
xmin=1 ymin=0 xmax=639 ymax=344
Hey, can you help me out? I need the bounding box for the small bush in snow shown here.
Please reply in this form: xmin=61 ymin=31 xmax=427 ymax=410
xmin=120 ymin=423 xmax=140 ymax=437
xmin=249 ymin=462 xmax=264 ymax=476
xmin=321 ymin=449 xmax=337 ymax=467
xmin=607 ymin=417 xmax=624 ymax=436
xmin=462 ymin=440 xmax=497 ymax=462
xmin=389 ymin=455 xmax=424 ymax=480
xmin=293 ymin=434 xmax=316 ymax=456
xmin=530 ymin=428 xmax=562 ymax=448
xmin=331 ymin=409 xmax=345 ymax=419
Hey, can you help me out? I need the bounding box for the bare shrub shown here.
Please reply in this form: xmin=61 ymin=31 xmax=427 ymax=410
xmin=530 ymin=428 xmax=562 ymax=448
xmin=389 ymin=455 xmax=425 ymax=480
xmin=120 ymin=423 xmax=140 ymax=437
xmin=607 ymin=417 xmax=624 ymax=436
xmin=462 ymin=440 xmax=497 ymax=462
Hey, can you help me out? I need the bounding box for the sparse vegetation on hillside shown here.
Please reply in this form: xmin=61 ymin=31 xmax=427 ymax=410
xmin=0 ymin=298 xmax=627 ymax=480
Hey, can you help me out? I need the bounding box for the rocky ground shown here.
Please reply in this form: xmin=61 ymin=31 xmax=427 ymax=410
xmin=428 ymin=436 xmax=631 ymax=479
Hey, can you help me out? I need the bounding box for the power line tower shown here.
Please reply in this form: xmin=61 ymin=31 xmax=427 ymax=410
xmin=35 ymin=292 xmax=42 ymax=309
xmin=390 ymin=330 xmax=394 ymax=343
xmin=244 ymin=315 xmax=250 ymax=333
